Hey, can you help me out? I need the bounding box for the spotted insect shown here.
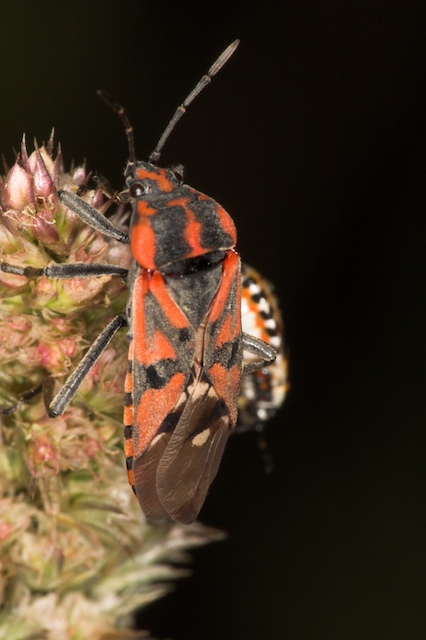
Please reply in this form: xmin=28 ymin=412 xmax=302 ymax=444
xmin=0 ymin=41 xmax=279 ymax=524
xmin=238 ymin=264 xmax=288 ymax=433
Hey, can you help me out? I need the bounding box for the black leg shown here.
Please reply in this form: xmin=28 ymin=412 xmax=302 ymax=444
xmin=0 ymin=383 xmax=44 ymax=416
xmin=48 ymin=313 xmax=127 ymax=417
xmin=242 ymin=332 xmax=277 ymax=375
xmin=59 ymin=190 xmax=129 ymax=244
xmin=1 ymin=314 xmax=127 ymax=419
xmin=0 ymin=262 xmax=128 ymax=281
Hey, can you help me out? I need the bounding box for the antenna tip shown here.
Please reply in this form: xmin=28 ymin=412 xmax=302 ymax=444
xmin=97 ymin=89 xmax=115 ymax=108
xmin=209 ymin=39 xmax=240 ymax=76
xmin=224 ymin=39 xmax=240 ymax=58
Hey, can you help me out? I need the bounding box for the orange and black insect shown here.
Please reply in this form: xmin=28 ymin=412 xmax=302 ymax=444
xmin=0 ymin=41 xmax=279 ymax=523
xmin=238 ymin=264 xmax=288 ymax=433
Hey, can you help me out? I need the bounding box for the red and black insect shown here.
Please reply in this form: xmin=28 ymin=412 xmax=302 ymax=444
xmin=1 ymin=41 xmax=278 ymax=524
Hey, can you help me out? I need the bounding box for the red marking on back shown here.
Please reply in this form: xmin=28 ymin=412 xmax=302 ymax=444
xmin=136 ymin=200 xmax=157 ymax=217
xmin=132 ymin=272 xmax=190 ymax=366
xmin=127 ymin=468 xmax=135 ymax=486
xmin=131 ymin=211 xmax=156 ymax=269
xmin=217 ymin=205 xmax=237 ymax=244
xmin=208 ymin=362 xmax=241 ymax=425
xmin=165 ymin=196 xmax=203 ymax=256
xmin=132 ymin=276 xmax=149 ymax=363
xmin=208 ymin=251 xmax=240 ymax=323
xmin=133 ymin=371 xmax=187 ymax=457
xmin=149 ymin=272 xmax=192 ymax=329
xmin=203 ymin=251 xmax=242 ymax=426
xmin=216 ymin=312 xmax=236 ymax=346
xmin=123 ymin=405 xmax=133 ymax=426
xmin=124 ymin=434 xmax=133 ymax=458
xmin=184 ymin=208 xmax=203 ymax=255
xmin=152 ymin=329 xmax=177 ymax=360
xmin=135 ymin=167 xmax=175 ymax=192
xmin=125 ymin=341 xmax=134 ymax=393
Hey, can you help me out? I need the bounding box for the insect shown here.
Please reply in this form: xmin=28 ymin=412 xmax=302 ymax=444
xmin=0 ymin=41 xmax=280 ymax=524
xmin=238 ymin=264 xmax=288 ymax=432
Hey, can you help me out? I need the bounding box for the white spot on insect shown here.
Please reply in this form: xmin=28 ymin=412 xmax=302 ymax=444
xmin=248 ymin=282 xmax=261 ymax=295
xmin=265 ymin=318 xmax=277 ymax=330
xmin=192 ymin=428 xmax=211 ymax=447
xmin=269 ymin=335 xmax=281 ymax=348
xmin=258 ymin=298 xmax=270 ymax=314
xmin=151 ymin=432 xmax=166 ymax=446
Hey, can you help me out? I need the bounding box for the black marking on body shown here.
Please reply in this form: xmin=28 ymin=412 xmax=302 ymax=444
xmin=265 ymin=326 xmax=278 ymax=337
xmin=165 ymin=261 xmax=223 ymax=329
xmin=162 ymin=250 xmax=227 ymax=276
xmin=192 ymin=198 xmax=234 ymax=250
xmin=131 ymin=288 xmax=195 ymax=411
xmin=259 ymin=308 xmax=273 ymax=320
xmin=213 ymin=338 xmax=242 ymax=369
xmin=157 ymin=410 xmax=183 ymax=434
xmin=242 ymin=275 xmax=256 ymax=288
xmin=178 ymin=327 xmax=192 ymax=342
xmin=151 ymin=205 xmax=190 ymax=267
xmin=145 ymin=359 xmax=179 ymax=389
xmin=135 ymin=358 xmax=183 ymax=391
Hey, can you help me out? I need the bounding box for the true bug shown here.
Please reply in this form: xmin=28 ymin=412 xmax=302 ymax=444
xmin=0 ymin=41 xmax=279 ymax=524
xmin=238 ymin=264 xmax=288 ymax=432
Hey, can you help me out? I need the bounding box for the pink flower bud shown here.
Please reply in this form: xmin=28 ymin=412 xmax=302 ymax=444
xmin=28 ymin=146 xmax=53 ymax=197
xmin=3 ymin=162 xmax=34 ymax=209
xmin=34 ymin=338 xmax=77 ymax=372
xmin=0 ymin=522 xmax=13 ymax=541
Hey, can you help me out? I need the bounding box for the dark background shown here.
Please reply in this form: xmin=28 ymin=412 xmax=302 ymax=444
xmin=2 ymin=1 xmax=426 ymax=638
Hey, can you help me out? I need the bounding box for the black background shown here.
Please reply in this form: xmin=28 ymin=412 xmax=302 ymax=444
xmin=2 ymin=1 xmax=426 ymax=639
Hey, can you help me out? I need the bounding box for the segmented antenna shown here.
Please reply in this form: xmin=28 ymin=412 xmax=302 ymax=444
xmin=149 ymin=39 xmax=240 ymax=164
xmin=97 ymin=90 xmax=137 ymax=165
xmin=97 ymin=40 xmax=239 ymax=167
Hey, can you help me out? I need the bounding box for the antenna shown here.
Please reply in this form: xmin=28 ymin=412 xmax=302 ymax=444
xmin=97 ymin=40 xmax=239 ymax=168
xmin=97 ymin=89 xmax=137 ymax=165
xmin=148 ymin=39 xmax=240 ymax=164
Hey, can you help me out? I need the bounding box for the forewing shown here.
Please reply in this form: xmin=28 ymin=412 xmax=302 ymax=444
xmin=132 ymin=430 xmax=171 ymax=521
xmin=203 ymin=250 xmax=243 ymax=425
xmin=155 ymin=252 xmax=243 ymax=524
xmin=126 ymin=270 xmax=195 ymax=519
xmin=130 ymin=253 xmax=242 ymax=524
xmin=156 ymin=370 xmax=231 ymax=524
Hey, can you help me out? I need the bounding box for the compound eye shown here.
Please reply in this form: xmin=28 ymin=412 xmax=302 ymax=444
xmin=170 ymin=163 xmax=185 ymax=183
xmin=129 ymin=181 xmax=149 ymax=198
xmin=172 ymin=171 xmax=183 ymax=183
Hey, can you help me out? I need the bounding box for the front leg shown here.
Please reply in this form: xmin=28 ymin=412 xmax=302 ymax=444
xmin=59 ymin=190 xmax=129 ymax=244
xmin=0 ymin=261 xmax=128 ymax=281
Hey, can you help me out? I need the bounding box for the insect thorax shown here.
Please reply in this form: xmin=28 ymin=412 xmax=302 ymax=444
xmin=127 ymin=162 xmax=237 ymax=271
